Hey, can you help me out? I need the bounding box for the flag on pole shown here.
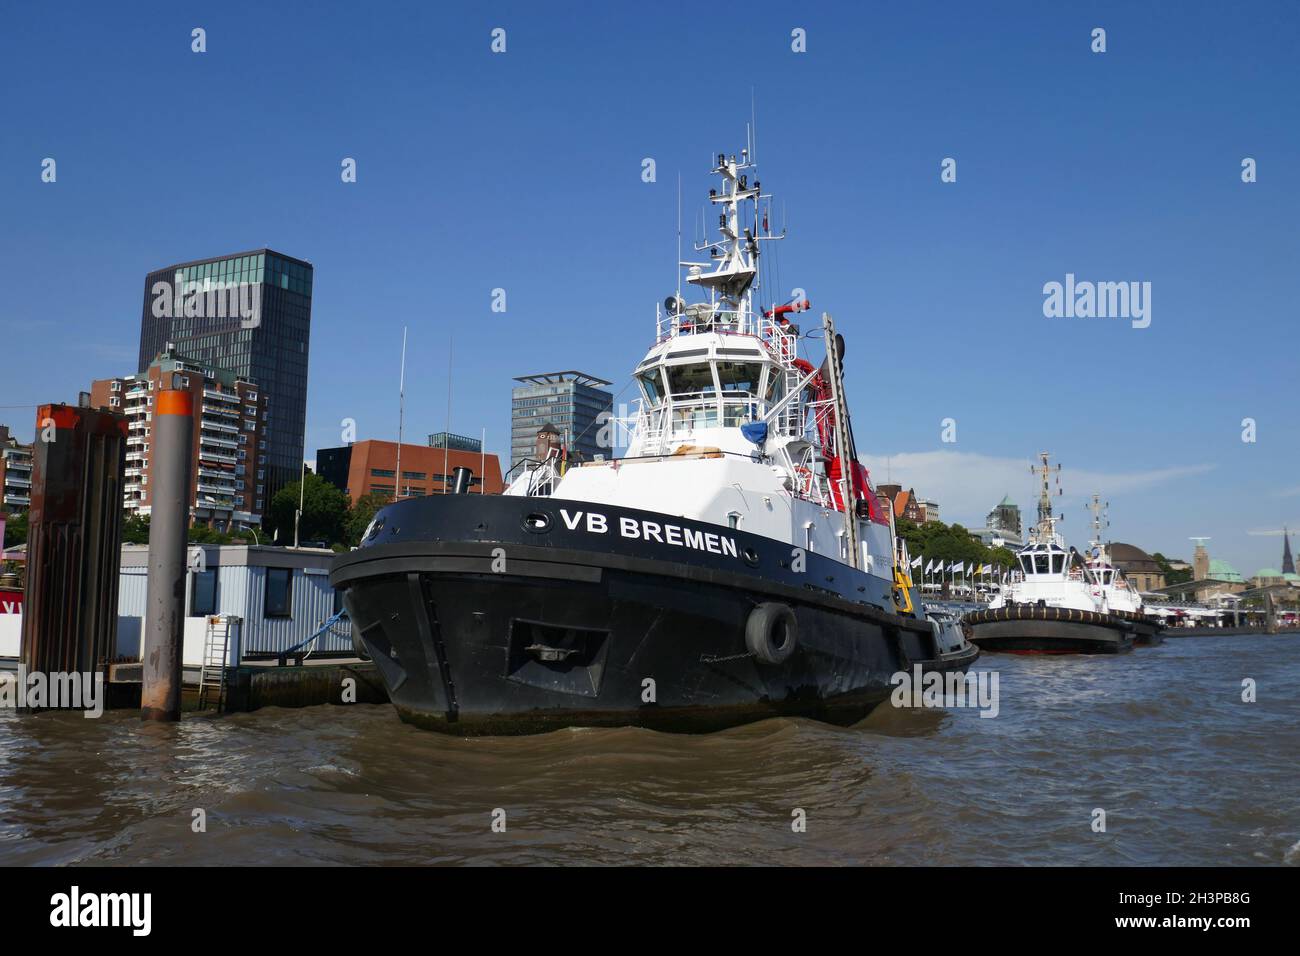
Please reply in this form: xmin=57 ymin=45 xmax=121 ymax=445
xmin=910 ymin=555 xmax=922 ymax=569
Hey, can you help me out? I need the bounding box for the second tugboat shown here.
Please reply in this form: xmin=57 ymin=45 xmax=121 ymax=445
xmin=964 ymin=454 xmax=1161 ymax=654
xmin=332 ymin=144 xmax=978 ymax=734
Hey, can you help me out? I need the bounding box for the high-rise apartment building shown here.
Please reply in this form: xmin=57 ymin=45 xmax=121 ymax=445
xmin=90 ymin=347 xmax=268 ymax=531
xmin=510 ymin=371 xmax=612 ymax=472
xmin=0 ymin=425 xmax=33 ymax=513
xmin=138 ymin=248 xmax=311 ymax=502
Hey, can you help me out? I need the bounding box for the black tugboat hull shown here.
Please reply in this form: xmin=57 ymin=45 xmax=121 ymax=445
xmin=331 ymin=496 xmax=978 ymax=735
xmin=963 ymin=605 xmax=1160 ymax=655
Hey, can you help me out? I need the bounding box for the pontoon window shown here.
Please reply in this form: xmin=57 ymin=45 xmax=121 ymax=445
xmin=666 ymin=363 xmax=717 ymax=397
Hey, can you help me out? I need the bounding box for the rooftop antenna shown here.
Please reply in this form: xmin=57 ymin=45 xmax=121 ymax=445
xmin=442 ymin=335 xmax=453 ymax=492
xmin=396 ymin=325 xmax=407 ymax=500
xmin=676 ymin=172 xmax=682 ymax=306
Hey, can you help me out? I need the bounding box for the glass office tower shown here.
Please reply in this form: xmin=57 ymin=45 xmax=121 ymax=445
xmin=510 ymin=371 xmax=613 ymax=472
xmin=139 ymin=248 xmax=312 ymax=503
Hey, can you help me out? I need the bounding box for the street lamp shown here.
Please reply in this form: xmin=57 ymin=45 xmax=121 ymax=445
xmin=239 ymin=524 xmax=260 ymax=546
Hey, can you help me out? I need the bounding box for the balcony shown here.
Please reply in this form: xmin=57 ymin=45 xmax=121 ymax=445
xmin=203 ymin=389 xmax=240 ymax=404
xmin=199 ymin=451 xmax=237 ymax=465
xmin=201 ymin=419 xmax=239 ymax=434
xmin=3 ymin=493 xmax=31 ymax=507
xmin=199 ymin=435 xmax=238 ymax=450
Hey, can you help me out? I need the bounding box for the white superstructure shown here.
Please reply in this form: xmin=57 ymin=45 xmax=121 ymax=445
xmin=506 ymin=147 xmax=896 ymax=580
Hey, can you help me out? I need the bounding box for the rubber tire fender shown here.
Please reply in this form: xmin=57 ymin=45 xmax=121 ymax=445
xmin=745 ymin=602 xmax=798 ymax=665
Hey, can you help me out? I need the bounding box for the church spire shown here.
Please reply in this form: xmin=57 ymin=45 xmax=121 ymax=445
xmin=1283 ymin=526 xmax=1295 ymax=576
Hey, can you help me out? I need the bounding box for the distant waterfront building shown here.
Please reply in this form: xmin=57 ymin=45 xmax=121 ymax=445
xmin=90 ymin=347 xmax=268 ymax=531
xmin=314 ymin=439 xmax=503 ymax=504
xmin=1154 ymin=542 xmax=1249 ymax=603
xmin=510 ymin=371 xmax=613 ymax=471
xmin=876 ymin=484 xmax=924 ymax=524
xmin=987 ymin=495 xmax=1022 ymax=538
xmin=428 ymin=432 xmax=482 ymax=453
xmin=0 ymin=426 xmax=33 ymax=513
xmin=138 ymin=248 xmax=313 ymax=504
xmin=972 ymin=495 xmax=1024 ymax=549
xmin=917 ymin=499 xmax=940 ymax=524
xmin=1108 ymin=542 xmax=1165 ymax=592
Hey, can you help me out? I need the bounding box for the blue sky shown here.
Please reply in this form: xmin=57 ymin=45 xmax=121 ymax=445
xmin=2 ymin=1 xmax=1298 ymax=574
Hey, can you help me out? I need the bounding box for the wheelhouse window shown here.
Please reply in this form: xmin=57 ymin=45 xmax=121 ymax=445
xmin=716 ymin=362 xmax=762 ymax=396
xmin=265 ymin=567 xmax=293 ymax=618
xmin=666 ymin=363 xmax=717 ymax=397
xmin=638 ymin=369 xmax=665 ymax=406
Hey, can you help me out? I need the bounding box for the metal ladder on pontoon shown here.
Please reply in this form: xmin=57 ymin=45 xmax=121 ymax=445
xmin=197 ymin=616 xmax=239 ymax=712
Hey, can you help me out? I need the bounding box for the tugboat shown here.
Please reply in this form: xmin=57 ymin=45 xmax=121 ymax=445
xmin=963 ymin=455 xmax=1158 ymax=654
xmin=331 ymin=145 xmax=978 ymax=734
xmin=1079 ymin=495 xmax=1162 ymax=646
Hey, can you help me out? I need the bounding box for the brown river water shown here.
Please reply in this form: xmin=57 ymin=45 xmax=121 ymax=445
xmin=2 ymin=633 xmax=1297 ymax=866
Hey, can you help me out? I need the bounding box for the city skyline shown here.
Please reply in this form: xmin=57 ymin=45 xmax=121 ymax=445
xmin=2 ymin=2 xmax=1297 ymax=576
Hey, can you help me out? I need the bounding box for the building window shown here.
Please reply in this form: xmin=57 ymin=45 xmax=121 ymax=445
xmin=191 ymin=569 xmax=218 ymax=616
xmin=371 ymin=468 xmax=396 ymax=478
xmin=265 ymin=568 xmax=292 ymax=618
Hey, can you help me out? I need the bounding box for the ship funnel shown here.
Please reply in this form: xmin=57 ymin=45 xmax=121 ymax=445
xmin=452 ymin=466 xmax=473 ymax=495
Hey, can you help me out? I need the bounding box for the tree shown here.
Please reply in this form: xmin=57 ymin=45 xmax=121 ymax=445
xmin=345 ymin=492 xmax=391 ymax=547
xmin=3 ymin=511 xmax=27 ymax=548
xmin=896 ymin=517 xmax=1018 ymax=575
xmin=266 ymin=473 xmax=349 ymax=546
xmin=121 ymin=514 xmax=150 ymax=544
xmin=1152 ymin=551 xmax=1193 ymax=585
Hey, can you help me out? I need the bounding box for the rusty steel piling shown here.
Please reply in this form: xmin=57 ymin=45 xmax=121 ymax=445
xmin=140 ymin=389 xmax=193 ymax=721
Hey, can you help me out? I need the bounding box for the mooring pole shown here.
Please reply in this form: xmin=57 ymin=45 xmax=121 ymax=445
xmin=141 ymin=389 xmax=193 ymax=721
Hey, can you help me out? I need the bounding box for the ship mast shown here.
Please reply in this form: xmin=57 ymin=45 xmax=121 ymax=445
xmin=1086 ymin=493 xmax=1109 ymax=554
xmin=1030 ymin=452 xmax=1062 ymax=541
xmin=680 ymin=148 xmax=772 ymax=332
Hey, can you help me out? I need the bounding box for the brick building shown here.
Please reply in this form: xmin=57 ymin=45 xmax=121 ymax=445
xmin=315 ymin=439 xmax=504 ymax=504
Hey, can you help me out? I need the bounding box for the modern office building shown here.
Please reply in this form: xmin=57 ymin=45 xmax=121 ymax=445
xmin=428 ymin=431 xmax=482 ymax=453
xmin=90 ymin=347 xmax=268 ymax=531
xmin=0 ymin=425 xmax=33 ymax=513
xmin=314 ymin=439 xmax=503 ymax=504
xmin=139 ymin=248 xmax=312 ymax=503
xmin=510 ymin=371 xmax=613 ymax=472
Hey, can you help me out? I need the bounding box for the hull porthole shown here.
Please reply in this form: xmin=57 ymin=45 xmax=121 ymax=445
xmin=745 ymin=602 xmax=798 ymax=665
